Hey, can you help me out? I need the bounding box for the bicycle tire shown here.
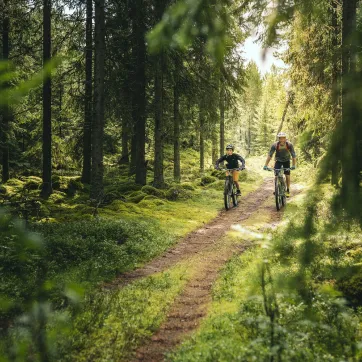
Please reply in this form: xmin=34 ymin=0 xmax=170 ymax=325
xmin=224 ymin=176 xmax=233 ymax=210
xmin=224 ymin=194 xmax=232 ymax=210
xmin=232 ymin=184 xmax=238 ymax=207
xmin=275 ymin=178 xmax=281 ymax=211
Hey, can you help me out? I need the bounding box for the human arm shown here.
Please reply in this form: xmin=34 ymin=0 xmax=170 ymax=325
xmin=289 ymin=143 xmax=297 ymax=168
xmin=215 ymin=155 xmax=226 ymax=169
xmin=264 ymin=145 xmax=275 ymax=169
xmin=236 ymin=154 xmax=245 ymax=169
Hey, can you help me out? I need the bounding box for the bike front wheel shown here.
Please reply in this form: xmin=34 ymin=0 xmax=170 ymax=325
xmin=224 ymin=193 xmax=232 ymax=210
xmin=275 ymin=178 xmax=281 ymax=211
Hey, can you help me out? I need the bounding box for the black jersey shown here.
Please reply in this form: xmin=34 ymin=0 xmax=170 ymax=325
xmin=215 ymin=153 xmax=245 ymax=169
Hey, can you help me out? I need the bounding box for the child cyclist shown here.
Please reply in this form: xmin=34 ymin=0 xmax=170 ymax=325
xmin=215 ymin=144 xmax=246 ymax=195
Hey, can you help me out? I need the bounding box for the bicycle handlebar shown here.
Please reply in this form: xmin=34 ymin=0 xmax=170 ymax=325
xmin=265 ymin=167 xmax=292 ymax=172
xmin=218 ymin=167 xmax=245 ymax=171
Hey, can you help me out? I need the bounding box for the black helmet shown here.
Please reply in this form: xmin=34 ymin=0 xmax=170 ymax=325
xmin=226 ymin=144 xmax=234 ymax=151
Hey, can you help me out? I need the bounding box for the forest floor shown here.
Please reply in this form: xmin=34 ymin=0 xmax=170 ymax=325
xmin=105 ymin=177 xmax=304 ymax=361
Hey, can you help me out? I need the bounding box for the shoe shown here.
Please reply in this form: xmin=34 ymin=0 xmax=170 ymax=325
xmin=285 ymin=190 xmax=290 ymax=198
xmin=236 ymin=190 xmax=241 ymax=196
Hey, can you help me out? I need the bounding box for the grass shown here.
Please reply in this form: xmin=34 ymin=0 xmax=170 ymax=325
xmin=58 ymin=263 xmax=193 ymax=362
xmin=0 ymin=148 xmax=264 ymax=361
xmin=169 ymin=183 xmax=362 ymax=362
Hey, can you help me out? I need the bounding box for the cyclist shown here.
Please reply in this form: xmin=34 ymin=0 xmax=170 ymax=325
xmin=215 ymin=144 xmax=245 ymax=196
xmin=263 ymin=132 xmax=296 ymax=197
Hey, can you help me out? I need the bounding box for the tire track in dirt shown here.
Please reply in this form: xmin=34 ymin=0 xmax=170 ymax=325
xmin=129 ymin=180 xmax=305 ymax=362
xmin=128 ymin=178 xmax=291 ymax=362
xmin=106 ymin=178 xmax=276 ymax=291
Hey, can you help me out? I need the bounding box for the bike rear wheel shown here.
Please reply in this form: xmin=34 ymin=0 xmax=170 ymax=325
xmin=232 ymin=184 xmax=238 ymax=207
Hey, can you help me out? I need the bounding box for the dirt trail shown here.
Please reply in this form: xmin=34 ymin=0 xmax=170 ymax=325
xmin=110 ymin=178 xmax=297 ymax=361
xmin=106 ymin=178 xmax=278 ymax=291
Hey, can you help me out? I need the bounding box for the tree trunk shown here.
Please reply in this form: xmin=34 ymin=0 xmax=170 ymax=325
xmin=41 ymin=0 xmax=52 ymax=198
xmin=219 ymin=85 xmax=225 ymax=157
xmin=1 ymin=0 xmax=10 ymax=182
xmin=331 ymin=0 xmax=341 ymax=186
xmin=173 ymin=54 xmax=181 ymax=183
xmin=341 ymin=0 xmax=359 ymax=201
xmin=120 ymin=104 xmax=130 ymax=164
xmin=212 ymin=124 xmax=218 ymax=165
xmin=81 ymin=0 xmax=93 ymax=184
xmin=131 ymin=0 xmax=147 ymax=185
xmin=153 ymin=0 xmax=166 ymax=188
xmin=275 ymin=92 xmax=293 ymax=141
xmin=199 ymin=97 xmax=205 ymax=173
xmin=91 ymin=0 xmax=105 ymax=199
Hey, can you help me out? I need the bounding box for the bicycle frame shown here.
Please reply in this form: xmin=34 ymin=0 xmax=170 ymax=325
xmin=219 ymin=168 xmax=242 ymax=210
xmin=265 ymin=167 xmax=291 ymax=211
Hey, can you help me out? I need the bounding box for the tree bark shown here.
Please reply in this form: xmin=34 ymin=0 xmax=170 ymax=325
xmin=219 ymin=85 xmax=225 ymax=157
xmin=341 ymin=0 xmax=359 ymax=199
xmin=212 ymin=124 xmax=218 ymax=165
xmin=91 ymin=0 xmax=105 ymax=199
xmin=153 ymin=0 xmax=166 ymax=188
xmin=199 ymin=97 xmax=205 ymax=173
xmin=173 ymin=54 xmax=181 ymax=183
xmin=41 ymin=0 xmax=53 ymax=198
xmin=275 ymin=92 xmax=293 ymax=141
xmin=81 ymin=0 xmax=93 ymax=184
xmin=1 ymin=0 xmax=10 ymax=182
xmin=331 ymin=0 xmax=341 ymax=186
xmin=131 ymin=0 xmax=147 ymax=185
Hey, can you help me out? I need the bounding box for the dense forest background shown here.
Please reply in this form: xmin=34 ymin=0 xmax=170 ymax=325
xmin=0 ymin=0 xmax=361 ymax=361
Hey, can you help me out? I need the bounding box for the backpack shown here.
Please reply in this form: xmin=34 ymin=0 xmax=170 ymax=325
xmin=276 ymin=141 xmax=290 ymax=152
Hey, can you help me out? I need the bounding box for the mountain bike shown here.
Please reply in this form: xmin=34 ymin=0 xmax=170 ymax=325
xmin=265 ymin=167 xmax=291 ymax=211
xmin=219 ymin=168 xmax=243 ymax=210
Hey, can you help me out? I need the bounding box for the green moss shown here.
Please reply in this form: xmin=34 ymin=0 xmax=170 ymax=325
xmin=205 ymin=180 xmax=225 ymax=191
xmin=48 ymin=191 xmax=67 ymax=204
xmin=180 ymin=182 xmax=196 ymax=191
xmin=200 ymin=175 xmax=217 ymax=185
xmin=68 ymin=264 xmax=190 ymax=362
xmin=5 ymin=178 xmax=24 ymax=188
xmin=144 ymin=195 xmax=159 ymax=201
xmin=24 ymin=180 xmax=41 ymax=191
xmin=165 ymin=186 xmax=192 ymax=201
xmin=66 ymin=178 xmax=84 ymax=196
xmin=127 ymin=192 xmax=147 ymax=204
xmin=141 ymin=185 xmax=165 ymax=198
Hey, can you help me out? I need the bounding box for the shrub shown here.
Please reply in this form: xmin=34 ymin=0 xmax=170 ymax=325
xmin=200 ymin=175 xmax=217 ymax=185
xmin=24 ymin=179 xmax=41 ymax=191
xmin=66 ymin=178 xmax=84 ymax=197
xmin=52 ymin=175 xmax=61 ymax=190
xmin=0 ymin=185 xmax=7 ymax=194
xmin=165 ymin=186 xmax=192 ymax=201
xmin=336 ymin=267 xmax=362 ymax=307
xmin=141 ymin=185 xmax=165 ymax=198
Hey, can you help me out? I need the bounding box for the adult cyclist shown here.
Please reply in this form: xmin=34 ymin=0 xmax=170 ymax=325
xmin=263 ymin=132 xmax=296 ymax=197
xmin=215 ymin=144 xmax=245 ymax=196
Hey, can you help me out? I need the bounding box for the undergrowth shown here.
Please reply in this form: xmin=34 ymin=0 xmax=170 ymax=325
xmin=170 ymin=184 xmax=362 ymax=362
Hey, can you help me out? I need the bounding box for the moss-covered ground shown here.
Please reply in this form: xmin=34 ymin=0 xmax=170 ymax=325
xmin=0 ymin=149 xmax=264 ymax=361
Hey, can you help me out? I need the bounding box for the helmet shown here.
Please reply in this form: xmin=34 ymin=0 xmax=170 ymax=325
xmin=226 ymin=144 xmax=234 ymax=150
xmin=277 ymin=132 xmax=287 ymax=138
